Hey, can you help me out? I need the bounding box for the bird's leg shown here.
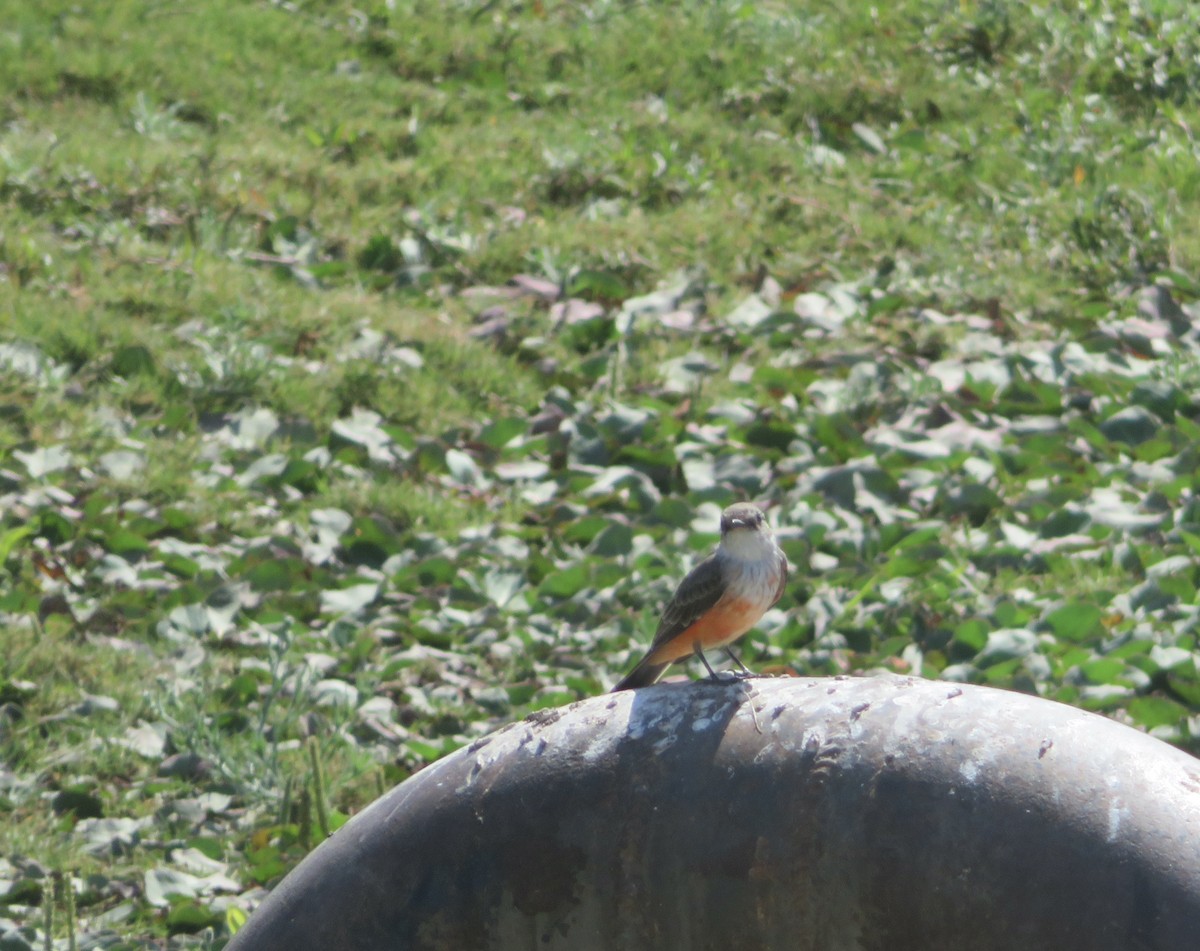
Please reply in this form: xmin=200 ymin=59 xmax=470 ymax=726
xmin=693 ymin=642 xmax=721 ymax=680
xmin=724 ymin=646 xmax=752 ymax=675
xmin=696 ymin=643 xmax=742 ymax=683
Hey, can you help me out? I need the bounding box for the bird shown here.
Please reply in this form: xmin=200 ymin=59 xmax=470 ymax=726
xmin=612 ymin=502 xmax=788 ymax=691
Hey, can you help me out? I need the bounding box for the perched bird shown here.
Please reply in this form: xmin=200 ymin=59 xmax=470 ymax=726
xmin=612 ymin=503 xmax=788 ymax=691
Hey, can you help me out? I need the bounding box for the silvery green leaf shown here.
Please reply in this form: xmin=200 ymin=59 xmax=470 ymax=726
xmin=725 ymin=294 xmax=772 ymax=328
xmin=0 ymin=341 xmax=64 ymax=384
xmin=96 ymin=554 xmax=139 ymax=586
xmin=680 ymin=456 xmax=716 ymax=492
xmin=14 ymin=444 xmax=71 ymax=478
xmin=312 ymin=678 xmax=359 ymax=709
xmin=72 ymin=694 xmax=121 ymax=716
xmin=391 ymin=346 xmax=424 ymax=368
xmin=978 ymin=628 xmax=1039 ymax=663
xmin=868 ymin=429 xmax=951 ymax=460
xmin=358 ymin=695 xmax=397 ymax=721
xmin=445 ymin=448 xmax=486 ymax=487
xmin=235 ymin=452 xmax=289 ymax=486
xmin=1148 ymin=645 xmax=1193 ymax=670
xmin=661 ymin=352 xmax=719 ymax=393
xmin=225 ymin=406 xmax=280 ymax=450
xmin=98 ymin=449 xmax=145 ymax=480
xmin=159 ymin=604 xmax=210 ymax=639
xmin=76 ymin=817 xmax=148 ymax=857
xmin=614 ymin=271 xmax=694 ymax=333
xmin=342 ymin=326 xmax=385 ymax=360
xmin=582 ymin=465 xmax=661 ymax=502
xmin=194 ymin=792 xmax=231 ymax=811
xmin=483 ymin=570 xmax=525 ymax=609
xmin=809 ymin=143 xmax=845 ymax=168
xmin=928 ymin=356 xmax=1011 ymax=392
xmin=331 ymin=408 xmax=398 ymax=463
xmin=852 ymin=121 xmax=886 ymax=153
xmin=494 ymin=460 xmax=550 ymax=481
xmin=320 ymin=582 xmax=379 ymax=616
xmin=120 ymin=721 xmax=167 ymax=758
xmin=1146 ymin=554 xmax=1192 ymax=579
xmin=305 ymin=508 xmax=352 ymax=564
xmin=172 ymin=847 xmax=229 ymax=876
xmin=1084 ymin=490 xmax=1164 ymax=532
xmin=311 ymin=508 xmax=353 ymax=534
xmin=143 ymin=866 xmax=238 ymax=906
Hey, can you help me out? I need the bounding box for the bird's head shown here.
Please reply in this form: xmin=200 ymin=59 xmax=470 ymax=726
xmin=718 ymin=503 xmax=775 ymax=558
xmin=720 ymin=503 xmax=767 ymax=534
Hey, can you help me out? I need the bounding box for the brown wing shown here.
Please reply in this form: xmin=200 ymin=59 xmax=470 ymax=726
xmin=646 ymin=553 xmax=727 ymax=652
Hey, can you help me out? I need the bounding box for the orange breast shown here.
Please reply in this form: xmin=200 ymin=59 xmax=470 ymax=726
xmin=646 ymin=596 xmax=763 ymax=665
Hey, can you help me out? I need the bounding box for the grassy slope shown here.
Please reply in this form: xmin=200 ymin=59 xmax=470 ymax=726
xmin=3 ymin=0 xmax=1200 ymax=945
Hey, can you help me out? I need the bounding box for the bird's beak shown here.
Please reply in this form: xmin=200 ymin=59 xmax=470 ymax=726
xmin=729 ymin=518 xmax=747 ymax=529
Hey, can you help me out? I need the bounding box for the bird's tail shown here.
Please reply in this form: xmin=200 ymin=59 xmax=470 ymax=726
xmin=612 ymin=657 xmax=671 ymax=692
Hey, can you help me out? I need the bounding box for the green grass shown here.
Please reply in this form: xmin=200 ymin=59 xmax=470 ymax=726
xmin=4 ymin=0 xmax=1200 ymax=945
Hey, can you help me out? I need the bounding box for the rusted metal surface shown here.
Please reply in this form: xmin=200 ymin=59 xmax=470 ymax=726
xmin=227 ymin=676 xmax=1200 ymax=950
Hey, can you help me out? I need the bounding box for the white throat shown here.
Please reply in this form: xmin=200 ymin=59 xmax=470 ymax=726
xmin=720 ymin=526 xmax=778 ymax=563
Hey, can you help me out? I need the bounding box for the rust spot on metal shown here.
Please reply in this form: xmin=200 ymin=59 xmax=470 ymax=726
xmin=524 ymin=707 xmax=563 ymax=728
